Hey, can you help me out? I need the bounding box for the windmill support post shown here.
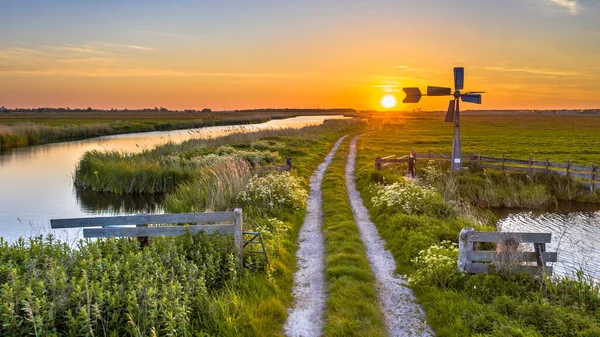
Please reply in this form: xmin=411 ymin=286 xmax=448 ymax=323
xmin=451 ymin=99 xmax=462 ymax=171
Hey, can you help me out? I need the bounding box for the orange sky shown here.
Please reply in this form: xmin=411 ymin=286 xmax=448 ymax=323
xmin=1 ymin=1 xmax=599 ymax=111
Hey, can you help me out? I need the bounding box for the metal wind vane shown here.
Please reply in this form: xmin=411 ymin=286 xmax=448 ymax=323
xmin=402 ymin=67 xmax=485 ymax=171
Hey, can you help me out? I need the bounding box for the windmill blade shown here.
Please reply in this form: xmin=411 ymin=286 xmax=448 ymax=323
xmin=461 ymin=93 xmax=482 ymax=104
xmin=444 ymin=99 xmax=455 ymax=122
xmin=402 ymin=87 xmax=422 ymax=103
xmin=427 ymin=86 xmax=452 ymax=96
xmin=465 ymin=91 xmax=486 ymax=94
xmin=454 ymin=67 xmax=464 ymax=91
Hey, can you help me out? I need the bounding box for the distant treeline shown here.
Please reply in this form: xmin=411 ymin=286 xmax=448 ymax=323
xmin=1 ymin=107 xmax=357 ymax=113
xmin=229 ymin=108 xmax=357 ymax=113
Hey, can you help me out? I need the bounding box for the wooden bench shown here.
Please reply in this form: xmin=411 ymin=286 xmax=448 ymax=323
xmin=458 ymin=228 xmax=557 ymax=275
xmin=51 ymin=209 xmax=245 ymax=267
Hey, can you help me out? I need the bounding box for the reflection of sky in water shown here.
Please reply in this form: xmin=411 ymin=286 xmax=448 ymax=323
xmin=0 ymin=116 xmax=346 ymax=243
xmin=498 ymin=210 xmax=600 ymax=281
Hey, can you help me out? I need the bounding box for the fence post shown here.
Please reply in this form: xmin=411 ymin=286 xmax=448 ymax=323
xmin=286 ymin=157 xmax=293 ymax=170
xmin=566 ymin=159 xmax=570 ymax=178
xmin=137 ymin=224 xmax=150 ymax=247
xmin=234 ymin=208 xmax=243 ymax=268
xmin=428 ymin=149 xmax=431 ymax=160
xmin=478 ymin=152 xmax=481 ymax=166
xmin=591 ymin=164 xmax=595 ymax=194
xmin=458 ymin=228 xmax=474 ymax=273
xmin=408 ymin=150 xmax=416 ymax=177
xmin=375 ymin=157 xmax=382 ymax=170
xmin=528 ymin=155 xmax=532 ymax=175
xmin=545 ymin=157 xmax=549 ymax=175
xmin=502 ymin=153 xmax=505 ymax=171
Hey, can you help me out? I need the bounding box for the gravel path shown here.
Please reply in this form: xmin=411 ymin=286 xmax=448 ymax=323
xmin=283 ymin=135 xmax=347 ymax=337
xmin=345 ymin=134 xmax=434 ymax=337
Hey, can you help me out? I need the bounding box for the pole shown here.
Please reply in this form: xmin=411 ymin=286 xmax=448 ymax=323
xmin=451 ymin=99 xmax=461 ymax=171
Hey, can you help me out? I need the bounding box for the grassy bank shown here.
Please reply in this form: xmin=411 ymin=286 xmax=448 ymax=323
xmin=0 ymin=120 xmax=359 ymax=336
xmin=321 ymin=139 xmax=387 ymax=336
xmin=0 ymin=116 xmax=271 ymax=152
xmin=354 ymin=125 xmax=600 ymax=336
xmin=75 ymin=122 xmax=347 ymax=194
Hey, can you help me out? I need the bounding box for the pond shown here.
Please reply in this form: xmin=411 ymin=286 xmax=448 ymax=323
xmin=496 ymin=201 xmax=600 ymax=281
xmin=0 ymin=115 xmax=347 ymax=243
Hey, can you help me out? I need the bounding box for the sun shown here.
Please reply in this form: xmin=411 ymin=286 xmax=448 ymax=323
xmin=380 ymin=94 xmax=397 ymax=109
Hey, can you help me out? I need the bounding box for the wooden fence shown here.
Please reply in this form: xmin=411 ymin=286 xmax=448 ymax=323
xmin=51 ymin=209 xmax=246 ymax=267
xmin=375 ymin=150 xmax=600 ymax=193
xmin=458 ymin=228 xmax=557 ymax=275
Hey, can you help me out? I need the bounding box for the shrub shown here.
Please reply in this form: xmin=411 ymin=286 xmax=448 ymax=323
xmin=407 ymin=241 xmax=459 ymax=287
xmin=238 ymin=172 xmax=307 ymax=213
xmin=369 ymin=178 xmax=451 ymax=217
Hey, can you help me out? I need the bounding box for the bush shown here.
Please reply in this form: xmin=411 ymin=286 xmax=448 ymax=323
xmin=238 ymin=172 xmax=307 ymax=213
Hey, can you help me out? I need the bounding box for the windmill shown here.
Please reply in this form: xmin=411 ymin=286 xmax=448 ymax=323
xmin=402 ymin=67 xmax=484 ymax=171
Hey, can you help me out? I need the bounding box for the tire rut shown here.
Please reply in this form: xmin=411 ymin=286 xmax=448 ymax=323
xmin=345 ymin=134 xmax=434 ymax=337
xmin=283 ymin=135 xmax=347 ymax=337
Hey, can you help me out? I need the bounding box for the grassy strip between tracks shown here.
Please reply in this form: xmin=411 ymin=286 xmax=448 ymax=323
xmin=321 ymin=138 xmax=387 ymax=337
xmin=354 ymin=126 xmax=600 ymax=337
xmin=0 ymin=120 xmax=358 ymax=336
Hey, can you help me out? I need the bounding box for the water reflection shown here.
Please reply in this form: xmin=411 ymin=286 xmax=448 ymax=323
xmin=497 ymin=203 xmax=600 ymax=281
xmin=76 ymin=189 xmax=164 ymax=215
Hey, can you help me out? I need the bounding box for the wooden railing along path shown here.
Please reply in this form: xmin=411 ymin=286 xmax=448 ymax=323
xmin=375 ymin=151 xmax=600 ymax=193
xmin=458 ymin=228 xmax=557 ymax=275
xmin=50 ymin=209 xmax=266 ymax=268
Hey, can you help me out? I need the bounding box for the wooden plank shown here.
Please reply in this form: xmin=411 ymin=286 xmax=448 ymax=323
xmin=466 ymin=231 xmax=552 ymax=243
xmin=570 ymin=171 xmax=592 ymax=180
xmin=570 ymin=164 xmax=591 ymax=172
xmin=51 ymin=211 xmax=236 ymax=229
xmin=554 ymin=170 xmax=567 ymax=176
xmin=531 ymin=160 xmax=547 ymax=167
xmin=479 ymin=157 xmax=503 ymax=163
xmin=548 ymin=162 xmax=568 ymax=169
xmin=580 ymin=182 xmax=600 ymax=189
xmin=469 ymin=251 xmax=557 ymax=263
xmin=458 ymin=228 xmax=475 ymax=272
xmin=381 ymin=155 xmax=396 ymax=160
xmin=83 ymin=224 xmax=235 ymax=238
xmin=465 ymin=263 xmax=553 ymax=275
xmin=233 ymin=208 xmax=243 ymax=268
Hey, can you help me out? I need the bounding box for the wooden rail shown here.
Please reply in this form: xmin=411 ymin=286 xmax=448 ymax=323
xmin=375 ymin=150 xmax=600 ymax=193
xmin=458 ymin=228 xmax=557 ymax=275
xmin=51 ymin=209 xmax=244 ymax=267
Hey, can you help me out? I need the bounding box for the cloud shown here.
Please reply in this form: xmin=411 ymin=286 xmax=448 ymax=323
xmin=45 ymin=45 xmax=113 ymax=55
xmin=93 ymin=41 xmax=157 ymax=51
xmin=548 ymin=0 xmax=580 ymax=15
xmin=123 ymin=28 xmax=193 ymax=39
xmin=482 ymin=66 xmax=580 ymax=76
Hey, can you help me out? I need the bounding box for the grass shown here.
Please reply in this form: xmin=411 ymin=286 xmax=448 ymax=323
xmin=321 ymin=139 xmax=387 ymax=336
xmin=0 ymin=119 xmax=360 ymax=336
xmin=0 ymin=116 xmax=276 ymax=152
xmin=74 ymin=120 xmax=357 ymax=195
xmin=353 ymin=117 xmax=600 ymax=336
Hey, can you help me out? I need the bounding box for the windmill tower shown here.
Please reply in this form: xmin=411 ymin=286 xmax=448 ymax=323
xmin=402 ymin=67 xmax=484 ymax=171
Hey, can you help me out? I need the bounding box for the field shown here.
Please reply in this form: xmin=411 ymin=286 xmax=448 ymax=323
xmin=367 ymin=111 xmax=600 ymax=165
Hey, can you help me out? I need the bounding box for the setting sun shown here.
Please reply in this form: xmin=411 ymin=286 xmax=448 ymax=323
xmin=380 ymin=94 xmax=397 ymax=109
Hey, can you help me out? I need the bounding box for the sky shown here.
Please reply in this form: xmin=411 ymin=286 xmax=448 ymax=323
xmin=1 ymin=0 xmax=600 ymax=111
